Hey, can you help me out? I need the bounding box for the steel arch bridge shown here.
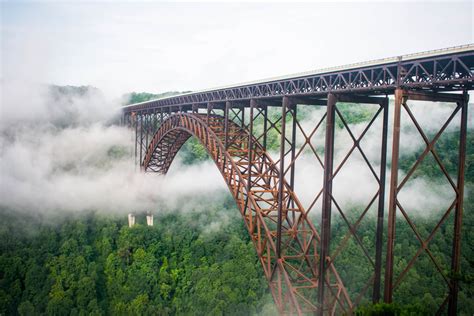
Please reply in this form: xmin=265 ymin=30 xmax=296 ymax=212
xmin=122 ymin=45 xmax=474 ymax=315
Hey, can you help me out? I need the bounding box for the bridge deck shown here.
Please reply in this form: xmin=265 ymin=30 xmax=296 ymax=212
xmin=123 ymin=44 xmax=474 ymax=113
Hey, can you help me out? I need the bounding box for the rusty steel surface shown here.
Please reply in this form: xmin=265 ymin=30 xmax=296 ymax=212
xmin=125 ymin=89 xmax=470 ymax=314
xmin=384 ymin=90 xmax=469 ymax=314
xmin=142 ymin=112 xmax=352 ymax=314
xmin=449 ymin=91 xmax=468 ymax=314
xmin=123 ymin=45 xmax=472 ymax=315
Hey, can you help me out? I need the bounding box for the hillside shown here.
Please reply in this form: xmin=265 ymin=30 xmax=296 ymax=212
xmin=124 ymin=91 xmax=191 ymax=105
xmin=0 ymin=87 xmax=472 ymax=315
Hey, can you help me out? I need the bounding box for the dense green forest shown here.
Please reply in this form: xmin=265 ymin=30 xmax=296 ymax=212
xmin=0 ymin=93 xmax=472 ymax=315
xmin=124 ymin=91 xmax=191 ymax=105
xmin=0 ymin=202 xmax=274 ymax=315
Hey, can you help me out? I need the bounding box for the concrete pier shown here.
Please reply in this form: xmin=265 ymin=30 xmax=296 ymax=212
xmin=128 ymin=213 xmax=136 ymax=227
xmin=146 ymin=212 xmax=153 ymax=226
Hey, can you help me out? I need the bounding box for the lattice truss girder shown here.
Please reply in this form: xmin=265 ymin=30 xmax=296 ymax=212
xmin=384 ymin=89 xmax=469 ymax=315
xmin=127 ymin=87 xmax=469 ymax=315
xmin=140 ymin=109 xmax=353 ymax=314
xmin=123 ymin=50 xmax=474 ymax=113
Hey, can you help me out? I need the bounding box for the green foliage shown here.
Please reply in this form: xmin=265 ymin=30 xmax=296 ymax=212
xmin=107 ymin=145 xmax=129 ymax=160
xmin=355 ymin=302 xmax=431 ymax=316
xmin=49 ymin=85 xmax=101 ymax=100
xmin=0 ymin=101 xmax=473 ymax=315
xmin=2 ymin=197 xmax=473 ymax=315
xmin=336 ymin=102 xmax=378 ymax=128
xmin=124 ymin=91 xmax=190 ymax=105
xmin=0 ymin=208 xmax=270 ymax=315
xmin=179 ymin=138 xmax=210 ymax=165
xmin=17 ymin=301 xmax=35 ymax=316
xmin=398 ymin=130 xmax=474 ymax=180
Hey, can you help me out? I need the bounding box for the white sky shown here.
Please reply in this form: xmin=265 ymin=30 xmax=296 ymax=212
xmin=1 ymin=1 xmax=473 ymax=97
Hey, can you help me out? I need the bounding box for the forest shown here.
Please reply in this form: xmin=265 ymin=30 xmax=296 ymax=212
xmin=0 ymin=89 xmax=472 ymax=315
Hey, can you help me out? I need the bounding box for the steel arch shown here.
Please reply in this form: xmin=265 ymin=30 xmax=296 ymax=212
xmin=142 ymin=113 xmax=352 ymax=315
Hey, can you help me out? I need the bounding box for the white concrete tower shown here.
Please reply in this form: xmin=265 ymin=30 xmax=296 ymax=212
xmin=146 ymin=211 xmax=153 ymax=226
xmin=128 ymin=213 xmax=136 ymax=227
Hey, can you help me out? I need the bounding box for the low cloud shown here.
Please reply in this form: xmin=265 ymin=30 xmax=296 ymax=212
xmin=284 ymin=100 xmax=471 ymax=219
xmin=0 ymin=80 xmax=470 ymax=223
xmin=0 ymin=81 xmax=228 ymax=217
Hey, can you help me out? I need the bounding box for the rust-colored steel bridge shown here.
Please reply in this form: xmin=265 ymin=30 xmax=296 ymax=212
xmin=122 ymin=45 xmax=474 ymax=315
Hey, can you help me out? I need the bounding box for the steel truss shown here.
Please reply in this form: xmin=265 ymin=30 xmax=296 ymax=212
xmin=125 ymin=88 xmax=469 ymax=315
xmin=384 ymin=89 xmax=469 ymax=315
xmin=123 ymin=47 xmax=473 ymax=113
xmin=122 ymin=47 xmax=472 ymax=315
xmin=142 ymin=111 xmax=351 ymax=314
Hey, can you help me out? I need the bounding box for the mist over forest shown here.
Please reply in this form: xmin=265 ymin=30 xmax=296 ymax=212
xmin=0 ymin=84 xmax=473 ymax=315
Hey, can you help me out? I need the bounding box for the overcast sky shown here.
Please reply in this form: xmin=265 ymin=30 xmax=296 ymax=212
xmin=1 ymin=1 xmax=473 ymax=97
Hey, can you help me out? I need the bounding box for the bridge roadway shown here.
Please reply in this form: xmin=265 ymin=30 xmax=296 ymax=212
xmin=123 ymin=44 xmax=474 ymax=114
xmin=122 ymin=45 xmax=473 ymax=315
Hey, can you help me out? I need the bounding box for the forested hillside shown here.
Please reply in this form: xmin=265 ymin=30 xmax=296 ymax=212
xmin=0 ymin=203 xmax=274 ymax=315
xmin=124 ymin=91 xmax=191 ymax=105
xmin=0 ymin=91 xmax=472 ymax=315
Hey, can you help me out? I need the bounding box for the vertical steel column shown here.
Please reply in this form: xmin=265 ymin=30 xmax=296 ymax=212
xmin=277 ymin=96 xmax=288 ymax=258
xmin=384 ymin=88 xmax=404 ymax=303
xmin=223 ymin=101 xmax=230 ymax=172
xmin=224 ymin=102 xmax=230 ymax=150
xmin=289 ymin=103 xmax=297 ymax=211
xmin=139 ymin=112 xmax=144 ymax=166
xmin=318 ymin=93 xmax=337 ymax=313
xmin=145 ymin=112 xmax=149 ymax=155
xmin=134 ymin=113 xmax=138 ymax=166
xmin=206 ymin=103 xmax=212 ymax=146
xmin=448 ymin=91 xmax=469 ymax=315
xmin=373 ymin=97 xmax=389 ymax=302
xmin=245 ymin=100 xmax=256 ymax=213
xmin=152 ymin=109 xmax=157 ymax=134
xmin=263 ymin=105 xmax=268 ymax=150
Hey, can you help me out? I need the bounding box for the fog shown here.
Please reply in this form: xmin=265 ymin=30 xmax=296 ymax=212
xmin=0 ymin=78 xmax=471 ymax=223
xmin=290 ymin=100 xmax=472 ymax=220
xmin=0 ymin=81 xmax=228 ymax=217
